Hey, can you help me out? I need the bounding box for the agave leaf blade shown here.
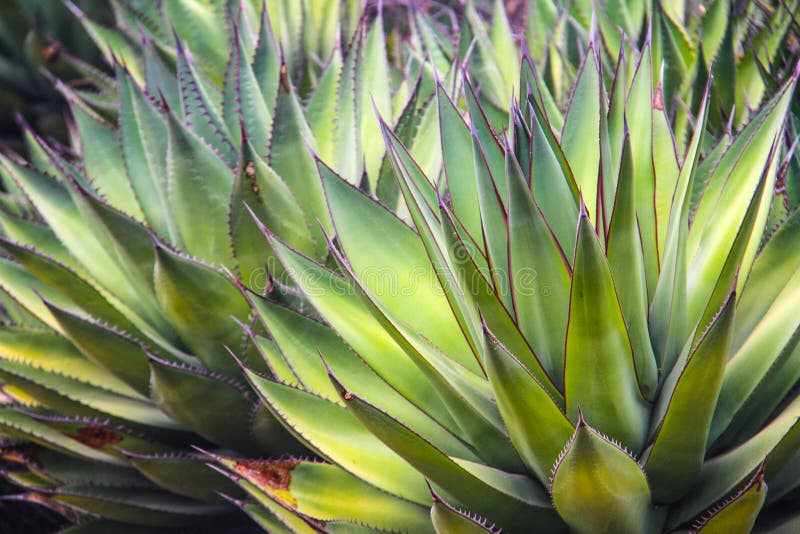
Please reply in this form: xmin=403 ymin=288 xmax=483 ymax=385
xmin=560 ymin=47 xmax=601 ymax=219
xmin=152 ymin=243 xmax=248 ymax=374
xmin=164 ymin=111 xmax=233 ymax=266
xmin=606 ymin=132 xmax=658 ymax=398
xmin=551 ymin=416 xmax=658 ymax=534
xmin=321 ymin=162 xmax=477 ymax=374
xmin=333 ymin=381 xmax=565 ymax=533
xmin=216 ymin=456 xmax=433 ymax=532
xmin=645 ymin=291 xmax=735 ymax=503
xmin=669 ymin=397 xmax=800 ymax=527
xmin=649 ymin=78 xmax=711 ymax=373
xmin=126 ymin=452 xmax=242 ymax=504
xmin=431 ymin=490 xmax=494 ymax=533
xmin=565 ymin=209 xmax=649 ymax=450
xmin=692 ymin=467 xmax=767 ymax=534
xmin=483 ymin=327 xmax=573 ymax=484
xmin=242 ymin=370 xmax=430 ymax=505
xmin=0 ymin=408 xmax=124 ymax=465
xmin=43 ymin=300 xmax=151 ymax=396
xmin=249 ymin=293 xmax=477 ymax=460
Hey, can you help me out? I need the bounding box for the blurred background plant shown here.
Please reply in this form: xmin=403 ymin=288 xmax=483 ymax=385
xmin=0 ymin=0 xmax=112 ymax=153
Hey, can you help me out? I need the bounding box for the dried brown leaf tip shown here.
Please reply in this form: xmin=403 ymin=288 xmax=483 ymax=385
xmin=42 ymin=42 xmax=61 ymax=63
xmin=280 ymin=63 xmax=290 ymax=92
xmin=234 ymin=459 xmax=299 ymax=507
xmin=653 ymin=85 xmax=664 ymax=111
xmin=68 ymin=425 xmax=123 ymax=449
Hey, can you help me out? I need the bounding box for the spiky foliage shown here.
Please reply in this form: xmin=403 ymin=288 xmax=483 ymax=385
xmin=0 ymin=0 xmax=111 ymax=152
xmin=0 ymin=0 xmax=440 ymax=529
xmin=225 ymin=37 xmax=800 ymax=532
xmin=1 ymin=1 xmax=799 ymax=532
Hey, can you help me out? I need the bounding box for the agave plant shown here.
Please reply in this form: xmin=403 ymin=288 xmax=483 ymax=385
xmin=208 ymin=36 xmax=800 ymax=532
xmin=520 ymin=0 xmax=800 ymax=146
xmin=0 ymin=0 xmax=434 ymax=529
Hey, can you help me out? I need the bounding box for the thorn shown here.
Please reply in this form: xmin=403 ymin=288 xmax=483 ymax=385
xmin=575 ymin=406 xmax=586 ymax=428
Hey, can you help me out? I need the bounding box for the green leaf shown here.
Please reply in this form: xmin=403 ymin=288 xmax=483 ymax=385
xmin=223 ymin=477 xmax=320 ymax=533
xmin=528 ymin=102 xmax=579 ymax=257
xmin=464 ymin=79 xmax=506 ymax=203
xmin=165 ymin=111 xmax=233 ymax=266
xmin=431 ymin=490 xmax=494 ymax=533
xmin=649 ymin=79 xmax=711 ymax=375
xmin=126 ymin=452 xmax=242 ymax=504
xmin=152 ymin=242 xmax=248 ymax=375
xmin=334 ymin=379 xmax=565 ymax=533
xmin=230 ymin=138 xmax=316 ymax=284
xmin=163 ymin=0 xmax=229 ymax=79
xmin=483 ymin=327 xmax=573 ymax=485
xmin=147 ymin=354 xmax=264 ymax=454
xmin=0 ymin=156 xmax=162 ymax=331
xmin=267 ymin=71 xmax=330 ymax=243
xmin=0 ymin=359 xmax=174 ymax=429
xmin=688 ymin=76 xmax=796 ymax=320
xmin=235 ymin=500 xmax=295 ymax=534
xmin=471 ymin=131 xmax=511 ymax=308
xmin=506 ymin=146 xmax=571 ymax=387
xmin=669 ymin=397 xmax=800 ymax=527
xmin=42 ymin=300 xmax=151 ymax=396
xmin=68 ymin=96 xmax=144 ymax=220
xmin=51 ymin=486 xmax=231 ymax=528
xmin=265 ymin=234 xmax=458 ymax=434
xmin=551 ymin=415 xmax=657 ymax=534
xmin=359 ymin=10 xmax=392 ymax=189
xmin=242 ymin=370 xmax=430 ymax=505
xmin=72 ymin=8 xmax=144 ymax=82
xmin=214 ymin=456 xmax=433 ymax=532
xmin=306 ymin=49 xmax=342 ymax=163
xmin=0 ymin=258 xmax=67 ymax=330
xmin=66 ymin=184 xmax=180 ymax=347
xmin=233 ymin=15 xmax=277 ymax=153
xmin=0 ymin=210 xmax=75 ymax=271
xmin=117 ymin=67 xmax=175 ymax=241
xmin=645 ymin=291 xmax=736 ymax=503
xmin=560 ymin=47 xmax=601 ymax=218
xmin=0 ymin=408 xmax=123 ymax=465
xmin=692 ymin=467 xmax=767 ymax=534
xmin=565 ymin=208 xmax=649 ymax=450
xmin=333 ymin=244 xmax=523 ymax=472
xmin=20 ymin=447 xmax=151 ymax=488
xmin=0 ymin=327 xmax=141 ymax=401
xmin=606 ymin=133 xmax=658 ymax=399
xmin=321 ymin=162 xmax=478 ymax=374
xmin=439 ymin=205 xmax=562 ymax=406
xmin=624 ymin=46 xmax=659 ymax=295
xmin=141 ymin=36 xmax=181 ymax=115
xmin=464 ymin=0 xmax=517 ymax=108
xmin=333 ymin=27 xmax=361 ymax=183
xmin=0 ymin=237 xmax=139 ymax=337
xmin=439 ymin=85 xmax=482 ymax=243
xmin=380 ymin=121 xmax=488 ymax=374
xmin=175 ymin=37 xmax=236 ymax=166
xmin=247 ymin=292 xmax=475 ymax=460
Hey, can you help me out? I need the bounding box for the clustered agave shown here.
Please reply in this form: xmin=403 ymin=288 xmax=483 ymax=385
xmin=0 ymin=0 xmax=799 ymax=533
xmin=0 ymin=0 xmax=409 ymax=529
xmin=235 ymin=41 xmax=800 ymax=532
